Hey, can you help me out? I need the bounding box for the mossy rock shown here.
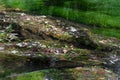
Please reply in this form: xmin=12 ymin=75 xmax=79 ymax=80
xmin=2 ymin=67 xmax=118 ymax=80
xmin=0 ymin=10 xmax=120 ymax=79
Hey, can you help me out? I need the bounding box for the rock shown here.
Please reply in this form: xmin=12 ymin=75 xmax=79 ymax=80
xmin=0 ymin=10 xmax=120 ymax=78
xmin=1 ymin=11 xmax=119 ymax=48
xmin=0 ymin=47 xmax=4 ymax=51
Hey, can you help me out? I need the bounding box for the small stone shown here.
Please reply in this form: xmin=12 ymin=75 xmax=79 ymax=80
xmin=22 ymin=42 xmax=28 ymax=46
xmin=109 ymin=60 xmax=115 ymax=64
xmin=44 ymin=21 xmax=48 ymax=24
xmin=70 ymin=26 xmax=77 ymax=32
xmin=41 ymin=15 xmax=46 ymax=18
xmin=16 ymin=43 xmax=23 ymax=47
xmin=32 ymin=43 xmax=37 ymax=46
xmin=62 ymin=49 xmax=68 ymax=53
xmin=41 ymin=45 xmax=46 ymax=48
xmin=53 ymin=27 xmax=57 ymax=31
xmin=11 ymin=50 xmax=18 ymax=54
xmin=99 ymin=40 xmax=107 ymax=44
xmin=0 ymin=47 xmax=4 ymax=50
xmin=98 ymin=77 xmax=105 ymax=80
xmin=56 ymin=20 xmax=61 ymax=23
xmin=21 ymin=13 xmax=26 ymax=16
xmin=54 ymin=50 xmax=60 ymax=55
xmin=105 ymin=70 xmax=112 ymax=73
xmin=26 ymin=18 xmax=30 ymax=21
xmin=75 ymin=67 xmax=82 ymax=71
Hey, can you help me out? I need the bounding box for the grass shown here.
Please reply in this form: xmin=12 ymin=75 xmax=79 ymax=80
xmin=91 ymin=28 xmax=120 ymax=39
xmin=1 ymin=0 xmax=44 ymax=11
xmin=63 ymin=0 xmax=120 ymax=17
xmin=47 ymin=6 xmax=120 ymax=29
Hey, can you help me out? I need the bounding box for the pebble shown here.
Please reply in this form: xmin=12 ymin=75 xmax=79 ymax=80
xmin=0 ymin=46 xmax=4 ymax=50
xmin=20 ymin=13 xmax=26 ymax=16
xmin=70 ymin=26 xmax=77 ymax=32
xmin=41 ymin=15 xmax=46 ymax=18
xmin=11 ymin=50 xmax=18 ymax=54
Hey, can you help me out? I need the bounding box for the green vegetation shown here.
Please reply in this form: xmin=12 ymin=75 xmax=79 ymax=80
xmin=47 ymin=6 xmax=120 ymax=28
xmin=1 ymin=0 xmax=119 ymax=38
xmin=91 ymin=28 xmax=120 ymax=39
xmin=3 ymin=68 xmax=112 ymax=80
xmin=3 ymin=71 xmax=44 ymax=80
xmin=0 ymin=0 xmax=44 ymax=12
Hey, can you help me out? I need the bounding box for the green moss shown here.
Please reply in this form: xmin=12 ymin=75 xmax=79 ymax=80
xmin=3 ymin=68 xmax=115 ymax=80
xmin=3 ymin=71 xmax=44 ymax=80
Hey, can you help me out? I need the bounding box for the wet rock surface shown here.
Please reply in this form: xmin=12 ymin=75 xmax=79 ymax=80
xmin=0 ymin=10 xmax=120 ymax=79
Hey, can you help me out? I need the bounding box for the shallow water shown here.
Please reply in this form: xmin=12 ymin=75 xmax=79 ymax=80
xmin=103 ymin=53 xmax=120 ymax=79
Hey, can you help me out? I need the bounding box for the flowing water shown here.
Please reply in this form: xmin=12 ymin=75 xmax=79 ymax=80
xmin=103 ymin=53 xmax=120 ymax=79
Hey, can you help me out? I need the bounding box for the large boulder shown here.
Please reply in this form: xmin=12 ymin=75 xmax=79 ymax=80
xmin=0 ymin=10 xmax=120 ymax=78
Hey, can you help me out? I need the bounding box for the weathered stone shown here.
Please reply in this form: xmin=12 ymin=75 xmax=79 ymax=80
xmin=0 ymin=10 xmax=120 ymax=78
